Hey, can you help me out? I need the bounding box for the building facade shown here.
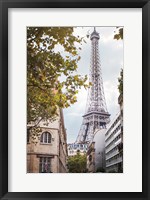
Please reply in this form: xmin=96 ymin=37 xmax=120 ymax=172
xmin=118 ymin=93 xmax=123 ymax=171
xmin=27 ymin=109 xmax=68 ymax=173
xmin=105 ymin=112 xmax=123 ymax=173
xmin=86 ymin=142 xmax=95 ymax=172
xmin=67 ymin=143 xmax=88 ymax=157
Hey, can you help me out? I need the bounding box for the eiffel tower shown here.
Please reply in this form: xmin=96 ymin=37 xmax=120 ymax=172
xmin=76 ymin=27 xmax=110 ymax=143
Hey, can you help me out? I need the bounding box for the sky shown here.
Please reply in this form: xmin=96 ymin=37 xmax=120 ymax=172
xmin=62 ymin=27 xmax=123 ymax=143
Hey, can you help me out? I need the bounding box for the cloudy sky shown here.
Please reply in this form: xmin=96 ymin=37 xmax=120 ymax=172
xmin=63 ymin=27 xmax=123 ymax=143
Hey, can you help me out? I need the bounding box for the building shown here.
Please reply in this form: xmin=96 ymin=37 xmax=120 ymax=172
xmin=27 ymin=109 xmax=68 ymax=173
xmin=87 ymin=129 xmax=106 ymax=172
xmin=118 ymin=92 xmax=123 ymax=171
xmin=105 ymin=112 xmax=123 ymax=173
xmin=67 ymin=143 xmax=87 ymax=157
xmin=87 ymin=142 xmax=95 ymax=172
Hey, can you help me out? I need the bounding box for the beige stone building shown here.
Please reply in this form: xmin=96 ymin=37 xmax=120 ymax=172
xmin=27 ymin=109 xmax=68 ymax=173
xmin=86 ymin=142 xmax=95 ymax=172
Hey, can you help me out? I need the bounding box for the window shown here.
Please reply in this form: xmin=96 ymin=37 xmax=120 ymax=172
xmin=89 ymin=155 xmax=92 ymax=162
xmin=27 ymin=128 xmax=30 ymax=143
xmin=40 ymin=132 xmax=51 ymax=144
xmin=39 ymin=157 xmax=51 ymax=173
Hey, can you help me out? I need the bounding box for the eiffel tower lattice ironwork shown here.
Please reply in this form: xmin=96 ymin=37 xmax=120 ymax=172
xmin=76 ymin=27 xmax=110 ymax=143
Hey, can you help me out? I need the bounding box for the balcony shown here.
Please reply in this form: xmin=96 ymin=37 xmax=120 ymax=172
xmin=106 ymin=150 xmax=119 ymax=161
xmin=105 ymin=120 xmax=120 ymax=141
xmin=106 ymin=156 xmax=123 ymax=168
xmin=106 ymin=138 xmax=122 ymax=154
xmin=105 ymin=130 xmax=121 ymax=147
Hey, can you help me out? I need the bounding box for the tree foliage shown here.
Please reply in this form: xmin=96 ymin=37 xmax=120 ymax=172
xmin=114 ymin=27 xmax=123 ymax=40
xmin=67 ymin=153 xmax=87 ymax=173
xmin=118 ymin=68 xmax=123 ymax=95
xmin=27 ymin=27 xmax=89 ymax=125
xmin=114 ymin=28 xmax=123 ymax=97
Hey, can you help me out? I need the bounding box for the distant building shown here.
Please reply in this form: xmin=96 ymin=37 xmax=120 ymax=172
xmin=87 ymin=129 xmax=106 ymax=173
xmin=27 ymin=109 xmax=68 ymax=173
xmin=67 ymin=143 xmax=87 ymax=156
xmin=105 ymin=112 xmax=123 ymax=173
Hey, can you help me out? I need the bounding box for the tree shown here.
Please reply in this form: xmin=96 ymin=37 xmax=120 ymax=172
xmin=113 ymin=27 xmax=123 ymax=95
xmin=67 ymin=153 xmax=87 ymax=173
xmin=114 ymin=27 xmax=123 ymax=173
xmin=114 ymin=27 xmax=123 ymax=40
xmin=118 ymin=68 xmax=123 ymax=95
xmin=27 ymin=27 xmax=89 ymax=126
